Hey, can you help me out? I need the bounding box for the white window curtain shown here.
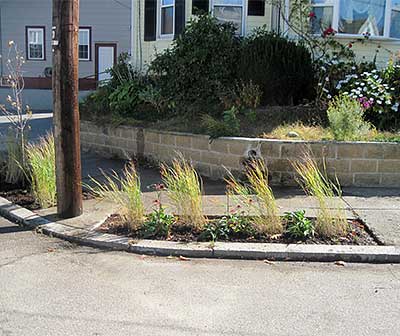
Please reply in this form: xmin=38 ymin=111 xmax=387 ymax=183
xmin=339 ymin=0 xmax=386 ymax=35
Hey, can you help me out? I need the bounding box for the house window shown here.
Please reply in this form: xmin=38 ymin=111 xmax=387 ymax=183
xmin=391 ymin=0 xmax=400 ymax=38
xmin=26 ymin=27 xmax=45 ymax=60
xmin=79 ymin=28 xmax=91 ymax=60
xmin=310 ymin=0 xmax=400 ymax=38
xmin=212 ymin=0 xmax=244 ymax=35
xmin=160 ymin=0 xmax=175 ymax=36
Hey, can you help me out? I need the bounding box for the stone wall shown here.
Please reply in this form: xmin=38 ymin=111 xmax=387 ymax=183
xmin=80 ymin=120 xmax=400 ymax=188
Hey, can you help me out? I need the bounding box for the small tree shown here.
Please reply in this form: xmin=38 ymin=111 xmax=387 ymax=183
xmin=0 ymin=41 xmax=32 ymax=184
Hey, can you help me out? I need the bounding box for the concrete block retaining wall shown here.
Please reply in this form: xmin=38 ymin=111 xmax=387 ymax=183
xmin=80 ymin=120 xmax=400 ymax=188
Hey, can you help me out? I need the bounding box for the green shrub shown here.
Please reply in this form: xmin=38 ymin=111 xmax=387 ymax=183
xmin=201 ymin=106 xmax=240 ymax=139
xmin=25 ymin=134 xmax=56 ymax=208
xmin=109 ymin=80 xmax=144 ymax=117
xmin=80 ymin=86 xmax=112 ymax=121
xmin=238 ymin=28 xmax=315 ymax=105
xmin=141 ymin=207 xmax=175 ymax=238
xmin=284 ymin=210 xmax=315 ymax=240
xmin=150 ymin=15 xmax=240 ymax=118
xmin=327 ymin=95 xmax=371 ymax=141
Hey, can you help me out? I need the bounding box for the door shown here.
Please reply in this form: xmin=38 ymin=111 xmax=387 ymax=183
xmin=95 ymin=43 xmax=117 ymax=84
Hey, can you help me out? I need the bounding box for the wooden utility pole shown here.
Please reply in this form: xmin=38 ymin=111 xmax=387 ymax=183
xmin=52 ymin=0 xmax=83 ymax=218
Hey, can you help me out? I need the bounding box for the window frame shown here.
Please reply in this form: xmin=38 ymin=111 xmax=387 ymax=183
xmin=25 ymin=26 xmax=46 ymax=61
xmin=211 ymin=0 xmax=246 ymax=36
xmin=78 ymin=27 xmax=92 ymax=61
xmin=159 ymin=0 xmax=175 ymax=38
xmin=310 ymin=0 xmax=400 ymax=40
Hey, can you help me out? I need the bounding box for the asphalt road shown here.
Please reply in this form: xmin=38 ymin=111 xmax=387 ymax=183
xmin=0 ymin=216 xmax=399 ymax=336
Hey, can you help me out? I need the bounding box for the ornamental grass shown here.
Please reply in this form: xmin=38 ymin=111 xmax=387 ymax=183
xmin=292 ymin=153 xmax=348 ymax=238
xmin=87 ymin=162 xmax=145 ymax=231
xmin=226 ymin=159 xmax=283 ymax=235
xmin=160 ymin=155 xmax=206 ymax=229
xmin=25 ymin=134 xmax=56 ymax=208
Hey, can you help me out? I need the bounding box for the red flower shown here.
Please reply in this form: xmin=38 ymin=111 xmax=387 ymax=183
xmin=322 ymin=26 xmax=336 ymax=37
xmin=348 ymin=43 xmax=353 ymax=48
xmin=308 ymin=11 xmax=316 ymax=19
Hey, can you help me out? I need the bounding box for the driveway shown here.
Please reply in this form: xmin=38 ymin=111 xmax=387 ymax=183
xmin=0 ymin=216 xmax=399 ymax=336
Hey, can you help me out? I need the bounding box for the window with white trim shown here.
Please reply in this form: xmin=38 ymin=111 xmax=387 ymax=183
xmin=160 ymin=0 xmax=175 ymax=36
xmin=27 ymin=27 xmax=45 ymax=60
xmin=212 ymin=0 xmax=244 ymax=35
xmin=310 ymin=0 xmax=400 ymax=38
xmin=78 ymin=28 xmax=91 ymax=60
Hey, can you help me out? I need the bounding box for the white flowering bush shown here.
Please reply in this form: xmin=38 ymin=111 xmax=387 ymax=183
xmin=335 ymin=62 xmax=400 ymax=129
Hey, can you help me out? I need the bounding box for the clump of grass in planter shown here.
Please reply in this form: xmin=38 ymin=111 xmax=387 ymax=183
xmin=160 ymin=156 xmax=206 ymax=229
xmin=87 ymin=162 xmax=144 ymax=231
xmin=25 ymin=134 xmax=56 ymax=208
xmin=292 ymin=153 xmax=348 ymax=238
xmin=226 ymin=160 xmax=283 ymax=235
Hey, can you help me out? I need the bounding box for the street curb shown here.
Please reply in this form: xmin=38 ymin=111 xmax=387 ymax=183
xmin=1 ymin=196 xmax=399 ymax=263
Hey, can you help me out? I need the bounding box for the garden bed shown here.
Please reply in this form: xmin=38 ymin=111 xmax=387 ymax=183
xmin=98 ymin=214 xmax=377 ymax=246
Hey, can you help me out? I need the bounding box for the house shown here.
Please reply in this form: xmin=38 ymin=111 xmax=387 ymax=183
xmin=1 ymin=0 xmax=399 ymax=110
xmin=131 ymin=0 xmax=400 ymax=68
xmin=0 ymin=0 xmax=132 ymax=110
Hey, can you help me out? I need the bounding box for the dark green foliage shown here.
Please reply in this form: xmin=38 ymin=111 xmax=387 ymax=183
xmin=284 ymin=210 xmax=315 ymax=240
xmin=201 ymin=107 xmax=241 ymax=139
xmin=79 ymin=86 xmax=112 ymax=121
xmin=109 ymin=80 xmax=145 ymax=118
xmin=238 ymin=28 xmax=315 ymax=105
xmin=150 ymin=15 xmax=240 ymax=118
xmin=141 ymin=207 xmax=175 ymax=238
xmin=200 ymin=213 xmax=255 ymax=241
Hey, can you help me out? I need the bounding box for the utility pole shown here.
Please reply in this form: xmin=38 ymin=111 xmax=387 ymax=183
xmin=52 ymin=0 xmax=83 ymax=218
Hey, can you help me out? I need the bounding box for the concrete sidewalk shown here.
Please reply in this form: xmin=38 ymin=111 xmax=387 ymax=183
xmin=38 ymin=153 xmax=400 ymax=247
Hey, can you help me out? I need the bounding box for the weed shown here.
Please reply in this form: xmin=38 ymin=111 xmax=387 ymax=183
xmin=142 ymin=206 xmax=175 ymax=238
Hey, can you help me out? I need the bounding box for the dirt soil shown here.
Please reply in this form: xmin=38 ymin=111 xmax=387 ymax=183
xmin=99 ymin=214 xmax=377 ymax=246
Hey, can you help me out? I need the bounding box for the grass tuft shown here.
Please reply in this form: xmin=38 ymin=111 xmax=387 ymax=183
xmin=160 ymin=155 xmax=206 ymax=229
xmin=87 ymin=162 xmax=145 ymax=231
xmin=25 ymin=134 xmax=56 ymax=208
xmin=292 ymin=152 xmax=348 ymax=238
xmin=226 ymin=160 xmax=283 ymax=235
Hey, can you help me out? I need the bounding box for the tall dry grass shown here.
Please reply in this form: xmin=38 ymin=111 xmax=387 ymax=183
xmin=292 ymin=153 xmax=348 ymax=237
xmin=226 ymin=160 xmax=282 ymax=235
xmin=25 ymin=134 xmax=56 ymax=208
xmin=160 ymin=156 xmax=206 ymax=229
xmin=87 ymin=162 xmax=145 ymax=231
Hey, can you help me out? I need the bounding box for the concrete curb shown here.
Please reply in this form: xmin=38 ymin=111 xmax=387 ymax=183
xmin=1 ymin=196 xmax=399 ymax=263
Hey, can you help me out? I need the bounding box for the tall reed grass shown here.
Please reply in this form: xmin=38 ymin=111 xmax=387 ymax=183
xmin=226 ymin=160 xmax=283 ymax=235
xmin=87 ymin=162 xmax=145 ymax=231
xmin=25 ymin=134 xmax=56 ymax=208
xmin=160 ymin=155 xmax=206 ymax=229
xmin=292 ymin=153 xmax=348 ymax=237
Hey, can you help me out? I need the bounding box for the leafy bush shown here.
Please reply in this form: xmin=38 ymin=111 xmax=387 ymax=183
xmin=327 ymin=95 xmax=371 ymax=141
xmin=142 ymin=207 xmax=175 ymax=238
xmin=80 ymin=86 xmax=112 ymax=121
xmin=150 ymin=15 xmax=240 ymax=118
xmin=201 ymin=107 xmax=241 ymax=139
xmin=284 ymin=210 xmax=315 ymax=240
xmin=25 ymin=134 xmax=56 ymax=208
xmin=109 ymin=80 xmax=145 ymax=118
xmin=238 ymin=28 xmax=315 ymax=105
